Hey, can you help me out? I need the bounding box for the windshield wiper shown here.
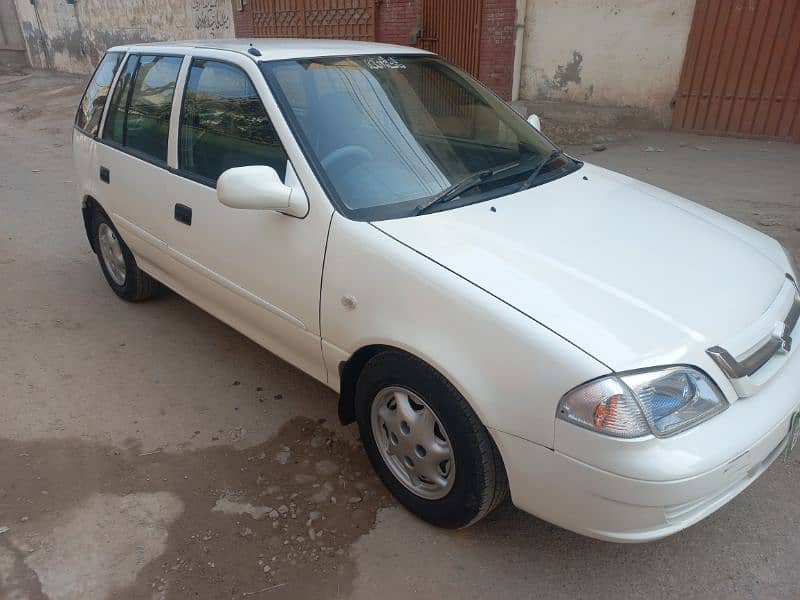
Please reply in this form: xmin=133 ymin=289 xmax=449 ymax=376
xmin=517 ymin=149 xmax=565 ymax=192
xmin=415 ymin=161 xmax=521 ymax=216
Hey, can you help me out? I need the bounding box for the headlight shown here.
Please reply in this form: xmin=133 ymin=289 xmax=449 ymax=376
xmin=558 ymin=366 xmax=729 ymax=438
xmin=783 ymin=245 xmax=798 ymax=283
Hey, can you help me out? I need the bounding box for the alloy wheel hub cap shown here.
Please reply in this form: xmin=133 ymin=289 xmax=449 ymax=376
xmin=98 ymin=223 xmax=126 ymax=286
xmin=371 ymin=386 xmax=454 ymax=500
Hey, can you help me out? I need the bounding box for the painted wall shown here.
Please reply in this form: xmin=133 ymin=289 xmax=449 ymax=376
xmin=520 ymin=0 xmax=695 ymax=122
xmin=1 ymin=0 xmax=25 ymax=50
xmin=15 ymin=0 xmax=234 ymax=73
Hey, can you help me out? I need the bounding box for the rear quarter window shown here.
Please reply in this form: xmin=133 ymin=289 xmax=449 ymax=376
xmin=75 ymin=52 xmax=124 ymax=135
xmin=102 ymin=54 xmax=183 ymax=164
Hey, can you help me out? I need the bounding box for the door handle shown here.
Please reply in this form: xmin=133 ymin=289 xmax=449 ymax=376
xmin=100 ymin=166 xmax=110 ymax=183
xmin=174 ymin=203 xmax=192 ymax=226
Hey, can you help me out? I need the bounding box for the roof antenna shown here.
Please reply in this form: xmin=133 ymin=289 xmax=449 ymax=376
xmin=247 ymin=43 xmax=262 ymax=57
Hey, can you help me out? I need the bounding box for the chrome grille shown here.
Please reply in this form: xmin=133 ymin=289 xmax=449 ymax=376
xmin=707 ymin=276 xmax=798 ymax=387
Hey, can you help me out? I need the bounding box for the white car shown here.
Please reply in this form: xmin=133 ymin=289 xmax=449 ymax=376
xmin=73 ymin=39 xmax=800 ymax=542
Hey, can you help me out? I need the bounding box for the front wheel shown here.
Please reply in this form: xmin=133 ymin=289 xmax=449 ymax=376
xmin=355 ymin=350 xmax=508 ymax=528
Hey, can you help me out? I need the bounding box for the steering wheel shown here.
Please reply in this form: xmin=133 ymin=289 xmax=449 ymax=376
xmin=321 ymin=145 xmax=372 ymax=172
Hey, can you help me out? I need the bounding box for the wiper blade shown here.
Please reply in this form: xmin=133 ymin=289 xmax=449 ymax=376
xmin=517 ymin=149 xmax=564 ymax=192
xmin=415 ymin=169 xmax=493 ymax=216
xmin=415 ymin=161 xmax=520 ymax=216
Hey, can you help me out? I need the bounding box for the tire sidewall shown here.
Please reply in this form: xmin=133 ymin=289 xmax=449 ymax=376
xmin=355 ymin=351 xmax=492 ymax=528
xmin=91 ymin=211 xmax=138 ymax=300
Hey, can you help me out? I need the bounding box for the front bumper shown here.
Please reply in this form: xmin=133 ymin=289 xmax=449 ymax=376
xmin=492 ymin=336 xmax=800 ymax=543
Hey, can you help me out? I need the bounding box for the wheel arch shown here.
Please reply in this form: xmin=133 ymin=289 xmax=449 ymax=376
xmin=81 ymin=195 xmax=105 ymax=254
xmin=336 ymin=343 xmax=486 ymax=429
xmin=337 ymin=344 xmax=395 ymax=425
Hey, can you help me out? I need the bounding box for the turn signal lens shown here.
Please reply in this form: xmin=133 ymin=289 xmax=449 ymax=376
xmin=558 ymin=377 xmax=650 ymax=438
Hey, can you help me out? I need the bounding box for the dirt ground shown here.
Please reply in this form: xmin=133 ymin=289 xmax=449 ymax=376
xmin=1 ymin=70 xmax=799 ymax=600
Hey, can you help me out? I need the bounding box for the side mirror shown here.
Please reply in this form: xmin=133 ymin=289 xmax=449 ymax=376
xmin=217 ymin=165 xmax=307 ymax=217
xmin=527 ymin=114 xmax=542 ymax=132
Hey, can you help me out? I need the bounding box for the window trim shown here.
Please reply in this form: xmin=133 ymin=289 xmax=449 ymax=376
xmin=74 ymin=51 xmax=125 ymax=138
xmin=98 ymin=52 xmax=186 ymax=167
xmin=96 ymin=51 xmax=130 ymax=140
xmin=120 ymin=55 xmax=142 ymax=148
xmin=174 ymin=56 xmax=288 ymax=189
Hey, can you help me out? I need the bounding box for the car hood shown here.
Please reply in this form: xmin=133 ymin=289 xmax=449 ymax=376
xmin=372 ymin=164 xmax=787 ymax=371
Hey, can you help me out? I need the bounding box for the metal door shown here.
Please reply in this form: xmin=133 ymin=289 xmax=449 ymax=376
xmin=251 ymin=0 xmax=376 ymax=41
xmin=416 ymin=0 xmax=483 ymax=77
xmin=673 ymin=0 xmax=800 ymax=141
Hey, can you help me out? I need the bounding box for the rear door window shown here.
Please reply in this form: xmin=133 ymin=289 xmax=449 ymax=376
xmin=178 ymin=59 xmax=288 ymax=184
xmin=102 ymin=54 xmax=183 ymax=163
xmin=75 ymin=51 xmax=124 ymax=135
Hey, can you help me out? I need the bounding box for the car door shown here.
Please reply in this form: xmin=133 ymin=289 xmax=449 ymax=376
xmin=96 ymin=52 xmax=186 ymax=274
xmin=158 ymin=52 xmax=332 ymax=383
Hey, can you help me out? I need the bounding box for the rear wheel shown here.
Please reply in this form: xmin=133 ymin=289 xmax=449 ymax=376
xmin=355 ymin=350 xmax=508 ymax=528
xmin=91 ymin=210 xmax=157 ymax=302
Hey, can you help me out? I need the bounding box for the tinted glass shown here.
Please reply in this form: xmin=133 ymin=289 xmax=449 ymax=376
xmin=76 ymin=52 xmax=123 ymax=135
xmin=179 ymin=59 xmax=287 ymax=183
xmin=103 ymin=55 xmax=138 ymax=145
xmin=264 ymin=56 xmax=576 ymax=220
xmin=125 ymin=55 xmax=183 ymax=162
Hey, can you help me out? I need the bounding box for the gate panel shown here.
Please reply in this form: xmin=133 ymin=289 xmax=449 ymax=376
xmin=417 ymin=0 xmax=483 ymax=77
xmin=251 ymin=0 xmax=375 ymax=41
xmin=674 ymin=0 xmax=800 ymax=141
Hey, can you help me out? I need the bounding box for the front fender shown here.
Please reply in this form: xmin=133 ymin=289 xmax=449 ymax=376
xmin=320 ymin=214 xmax=609 ymax=448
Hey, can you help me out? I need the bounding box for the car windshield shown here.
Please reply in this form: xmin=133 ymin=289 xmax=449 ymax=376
xmin=262 ymin=55 xmax=578 ymax=220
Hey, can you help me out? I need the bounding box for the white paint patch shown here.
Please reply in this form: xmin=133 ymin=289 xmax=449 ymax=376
xmin=212 ymin=496 xmax=272 ymax=520
xmin=25 ymin=492 xmax=183 ymax=600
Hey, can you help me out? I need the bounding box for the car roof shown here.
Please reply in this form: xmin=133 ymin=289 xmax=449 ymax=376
xmin=107 ymin=38 xmax=433 ymax=61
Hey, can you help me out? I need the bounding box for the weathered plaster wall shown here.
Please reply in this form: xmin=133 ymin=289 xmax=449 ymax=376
xmin=520 ymin=0 xmax=696 ymax=123
xmin=15 ymin=0 xmax=234 ymax=73
xmin=1 ymin=0 xmax=25 ymax=50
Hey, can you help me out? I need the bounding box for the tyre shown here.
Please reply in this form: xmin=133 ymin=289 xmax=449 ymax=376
xmin=91 ymin=209 xmax=157 ymax=302
xmin=355 ymin=350 xmax=508 ymax=528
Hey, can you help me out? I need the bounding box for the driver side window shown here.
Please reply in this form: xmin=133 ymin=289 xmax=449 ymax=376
xmin=179 ymin=59 xmax=288 ymax=185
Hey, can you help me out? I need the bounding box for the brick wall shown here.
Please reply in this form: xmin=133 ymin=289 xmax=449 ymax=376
xmin=376 ymin=0 xmax=420 ymax=46
xmin=231 ymin=0 xmax=254 ymax=38
xmin=478 ymin=0 xmax=516 ymax=99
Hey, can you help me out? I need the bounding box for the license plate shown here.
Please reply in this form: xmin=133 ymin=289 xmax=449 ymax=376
xmin=785 ymin=412 xmax=800 ymax=461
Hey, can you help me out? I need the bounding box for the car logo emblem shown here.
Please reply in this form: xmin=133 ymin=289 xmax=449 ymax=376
xmin=773 ymin=321 xmax=793 ymax=353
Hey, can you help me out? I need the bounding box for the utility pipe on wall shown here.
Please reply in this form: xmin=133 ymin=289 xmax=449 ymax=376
xmin=511 ymin=0 xmax=526 ymax=101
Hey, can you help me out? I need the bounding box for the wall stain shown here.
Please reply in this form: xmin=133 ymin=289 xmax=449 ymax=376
xmin=545 ymin=50 xmax=583 ymax=92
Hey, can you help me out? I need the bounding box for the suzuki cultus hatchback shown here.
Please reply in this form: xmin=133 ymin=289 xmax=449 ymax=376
xmin=74 ymin=39 xmax=800 ymax=542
